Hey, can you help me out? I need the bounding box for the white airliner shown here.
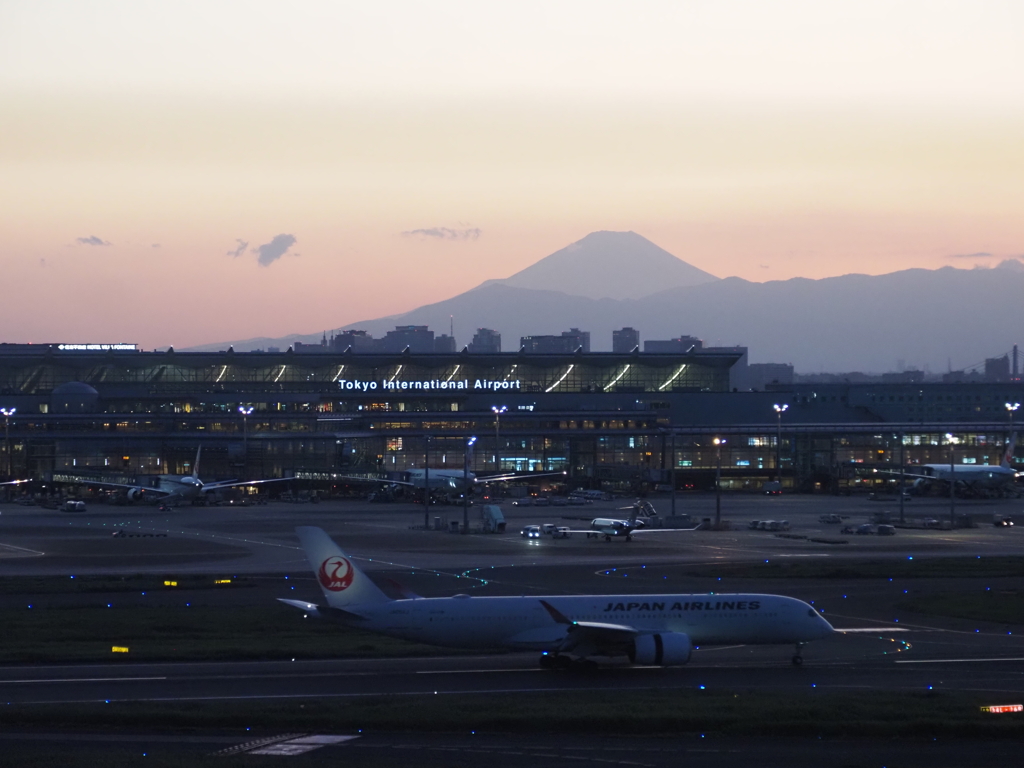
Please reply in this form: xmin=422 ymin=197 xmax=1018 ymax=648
xmin=279 ymin=526 xmax=836 ymax=668
xmin=874 ymin=433 xmax=1019 ymax=495
xmin=574 ymin=499 xmax=699 ymax=541
xmin=69 ymin=447 xmax=291 ymax=505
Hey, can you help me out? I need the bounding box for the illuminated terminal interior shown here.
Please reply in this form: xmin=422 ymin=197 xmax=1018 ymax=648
xmin=0 ymin=344 xmax=1021 ymax=494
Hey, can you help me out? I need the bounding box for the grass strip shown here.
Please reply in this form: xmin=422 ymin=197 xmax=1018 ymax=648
xmin=0 ymin=574 xmax=265 ymax=595
xmin=678 ymin=556 xmax=1024 ymax=580
xmin=2 ymin=689 xmax=1023 ymax=739
xmin=2 ymin=603 xmax=447 ymax=663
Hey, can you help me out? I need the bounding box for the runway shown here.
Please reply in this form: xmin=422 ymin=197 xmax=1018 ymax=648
xmin=1 ymin=495 xmax=1023 ymax=765
xmin=4 ymin=625 xmax=1023 ymax=704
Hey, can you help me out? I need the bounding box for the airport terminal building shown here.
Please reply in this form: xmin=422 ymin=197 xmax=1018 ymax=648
xmin=0 ymin=343 xmax=1021 ymax=494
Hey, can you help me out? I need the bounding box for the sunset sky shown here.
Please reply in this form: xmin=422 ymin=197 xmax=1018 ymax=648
xmin=2 ymin=1 xmax=1023 ymax=349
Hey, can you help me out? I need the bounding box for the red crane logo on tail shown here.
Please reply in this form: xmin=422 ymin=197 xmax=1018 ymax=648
xmin=318 ymin=556 xmax=355 ymax=592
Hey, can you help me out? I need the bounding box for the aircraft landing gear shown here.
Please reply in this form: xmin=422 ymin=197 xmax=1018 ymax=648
xmin=540 ymin=654 xmax=599 ymax=672
xmin=625 ymin=534 xmax=632 ymax=542
xmin=792 ymin=643 xmax=804 ymax=666
xmin=539 ymin=653 xmax=574 ymax=670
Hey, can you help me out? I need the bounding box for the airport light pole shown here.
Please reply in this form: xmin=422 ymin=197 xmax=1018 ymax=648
xmin=898 ymin=432 xmax=905 ymax=525
xmin=713 ymin=437 xmax=725 ymax=529
xmin=670 ymin=431 xmax=677 ymax=517
xmin=1 ymin=407 xmax=15 ymax=480
xmin=946 ymin=432 xmax=958 ymax=529
xmin=423 ymin=434 xmax=432 ymax=530
xmin=238 ymin=406 xmax=253 ymax=480
xmin=463 ymin=436 xmax=476 ymax=534
xmin=773 ymin=404 xmax=788 ymax=485
xmin=491 ymin=405 xmax=507 ymax=474
xmin=1006 ymin=403 xmax=1019 ymax=462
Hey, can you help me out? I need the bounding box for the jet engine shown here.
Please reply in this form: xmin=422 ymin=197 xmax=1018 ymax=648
xmin=629 ymin=632 xmax=692 ymax=666
xmin=126 ymin=488 xmax=143 ymax=501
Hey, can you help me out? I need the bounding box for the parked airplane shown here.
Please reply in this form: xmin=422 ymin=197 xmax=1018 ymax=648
xmin=66 ymin=447 xmax=291 ymax=505
xmin=575 ymin=499 xmax=699 ymax=541
xmin=279 ymin=526 xmax=835 ymax=668
xmin=874 ymin=433 xmax=1019 ymax=495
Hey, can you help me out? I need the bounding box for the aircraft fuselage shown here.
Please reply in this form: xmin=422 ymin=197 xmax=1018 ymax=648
xmin=343 ymin=593 xmax=833 ymax=650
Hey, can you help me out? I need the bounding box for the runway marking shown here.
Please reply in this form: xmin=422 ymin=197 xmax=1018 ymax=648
xmin=248 ymin=734 xmax=359 ymax=756
xmin=212 ymin=733 xmax=307 ymax=756
xmin=0 ymin=542 xmax=45 ymax=557
xmin=825 ymin=612 xmax=1012 ymax=636
xmin=0 ymin=676 xmax=167 ymax=684
xmin=836 ymin=628 xmax=911 ymax=633
xmin=416 ymin=668 xmax=542 ymax=675
xmin=895 ymin=657 xmax=1024 ymax=664
xmin=19 ymin=685 xmax=708 ymax=704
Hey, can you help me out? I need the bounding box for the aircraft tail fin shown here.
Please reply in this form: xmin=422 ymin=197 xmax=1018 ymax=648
xmin=1003 ymin=432 xmax=1017 ymax=468
xmin=192 ymin=446 xmax=201 ymax=481
xmin=295 ymin=526 xmax=392 ymax=608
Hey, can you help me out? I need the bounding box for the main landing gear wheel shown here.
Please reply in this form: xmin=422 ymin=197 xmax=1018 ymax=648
xmin=539 ymin=654 xmax=575 ymax=671
xmin=792 ymin=642 xmax=805 ymax=666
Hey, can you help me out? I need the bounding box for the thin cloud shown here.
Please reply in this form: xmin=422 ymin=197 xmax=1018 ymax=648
xmin=252 ymin=234 xmax=297 ymax=267
xmin=402 ymin=227 xmax=481 ymax=240
xmin=227 ymin=239 xmax=249 ymax=258
xmin=76 ymin=235 xmax=111 ymax=246
xmin=948 ymin=251 xmax=993 ymax=259
xmin=151 ymin=243 xmax=161 ymax=248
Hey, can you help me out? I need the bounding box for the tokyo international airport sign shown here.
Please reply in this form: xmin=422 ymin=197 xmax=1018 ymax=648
xmin=338 ymin=379 xmax=521 ymax=392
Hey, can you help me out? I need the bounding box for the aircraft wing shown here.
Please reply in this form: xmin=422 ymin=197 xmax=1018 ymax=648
xmin=313 ymin=474 xmax=416 ymax=487
xmin=53 ymin=478 xmax=171 ymax=496
xmin=0 ymin=479 xmax=30 ymax=486
xmin=202 ymin=477 xmax=296 ymax=491
xmin=475 ymin=471 xmax=567 ymax=483
xmin=540 ymin=600 xmax=638 ymax=652
xmin=563 ymin=525 xmax=701 ymax=534
xmin=871 ymin=469 xmax=934 ymax=481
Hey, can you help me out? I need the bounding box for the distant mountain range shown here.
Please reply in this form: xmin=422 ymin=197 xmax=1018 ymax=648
xmin=186 ymin=231 xmax=1024 ymax=373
